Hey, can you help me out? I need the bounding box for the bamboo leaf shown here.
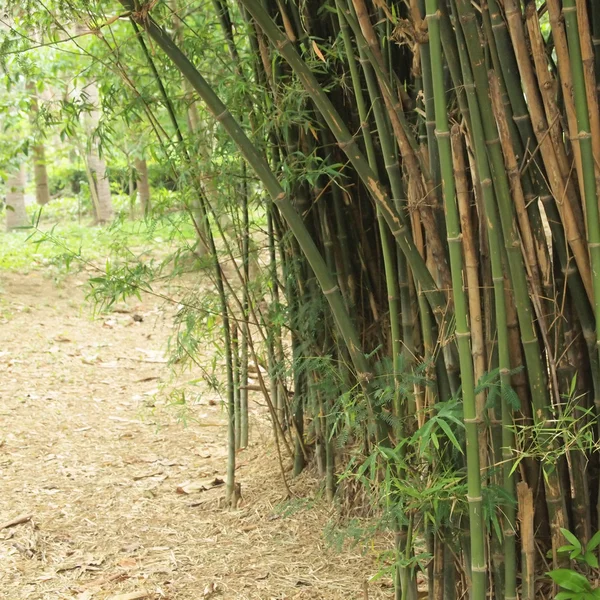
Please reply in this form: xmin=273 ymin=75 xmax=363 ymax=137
xmin=561 ymin=528 xmax=582 ymax=550
xmin=548 ymin=569 xmax=592 ymax=592
xmin=437 ymin=419 xmax=463 ymax=454
xmin=584 ymin=552 xmax=599 ymax=569
xmin=587 ymin=531 xmax=600 ymax=551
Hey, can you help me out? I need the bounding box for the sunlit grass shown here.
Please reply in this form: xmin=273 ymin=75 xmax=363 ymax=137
xmin=0 ymin=195 xmax=198 ymax=273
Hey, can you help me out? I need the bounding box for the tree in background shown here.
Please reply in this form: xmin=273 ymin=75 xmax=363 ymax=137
xmin=4 ymin=164 xmax=26 ymax=230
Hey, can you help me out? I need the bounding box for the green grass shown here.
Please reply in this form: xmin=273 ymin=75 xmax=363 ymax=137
xmin=0 ymin=196 xmax=198 ymax=274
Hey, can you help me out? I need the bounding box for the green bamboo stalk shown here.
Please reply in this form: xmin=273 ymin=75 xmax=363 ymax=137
xmin=342 ymin=0 xmax=452 ymax=298
xmin=336 ymin=6 xmax=415 ymax=596
xmin=337 ymin=2 xmax=400 ymax=422
xmin=562 ymin=0 xmax=600 ymax=379
xmin=417 ymin=0 xmax=444 ymax=244
xmin=446 ymin=8 xmax=518 ymax=594
xmin=266 ymin=203 xmax=284 ymax=430
xmin=232 ymin=323 xmax=241 ymax=450
xmin=238 ymin=0 xmax=448 ymax=318
xmin=453 ymin=0 xmax=571 ymax=565
xmin=342 ymin=0 xmax=424 ymax=412
xmin=562 ymin=0 xmax=600 ymax=545
xmin=452 ymin=0 xmax=548 ymax=434
xmin=485 ymin=0 xmax=598 ymax=406
xmin=240 ymin=162 xmax=250 ymax=449
xmin=426 ymin=3 xmax=485 ymax=597
xmin=501 ymin=0 xmax=592 ymax=303
xmin=122 ymin=1 xmax=374 ymax=387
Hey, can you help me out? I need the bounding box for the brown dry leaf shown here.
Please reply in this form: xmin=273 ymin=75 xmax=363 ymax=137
xmin=176 ymin=477 xmax=224 ymax=495
xmin=81 ymin=354 xmax=100 ymax=365
xmin=157 ymin=458 xmax=180 ymax=466
xmin=373 ymin=0 xmax=395 ymax=22
xmin=193 ymin=450 xmax=212 ymax=459
xmin=203 ymin=582 xmax=219 ymax=597
xmin=79 ymin=572 xmax=128 ymax=590
xmin=134 ymin=348 xmax=168 ymax=363
xmin=56 ymin=553 xmax=104 ymax=572
xmin=0 ymin=513 xmax=32 ymax=529
xmin=311 ymin=39 xmax=326 ymax=62
xmin=132 ymin=470 xmax=164 ymax=481
xmin=118 ymin=557 xmax=138 ymax=569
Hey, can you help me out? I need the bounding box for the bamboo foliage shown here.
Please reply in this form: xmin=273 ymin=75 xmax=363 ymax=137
xmin=47 ymin=0 xmax=600 ymax=596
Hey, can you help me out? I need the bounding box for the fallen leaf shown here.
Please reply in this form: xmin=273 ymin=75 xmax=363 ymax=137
xmin=118 ymin=557 xmax=138 ymax=569
xmin=132 ymin=470 xmax=164 ymax=481
xmin=82 ymin=354 xmax=100 ymax=365
xmin=157 ymin=458 xmax=180 ymax=467
xmin=176 ymin=477 xmax=224 ymax=495
xmin=79 ymin=572 xmax=127 ymax=590
xmin=0 ymin=514 xmax=32 ymax=529
xmin=203 ymin=582 xmax=219 ymax=597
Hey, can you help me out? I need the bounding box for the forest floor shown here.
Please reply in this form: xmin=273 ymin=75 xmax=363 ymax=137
xmin=0 ymin=269 xmax=392 ymax=600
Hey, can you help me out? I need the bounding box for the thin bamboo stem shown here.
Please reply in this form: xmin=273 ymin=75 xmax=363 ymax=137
xmin=426 ymin=3 xmax=485 ymax=598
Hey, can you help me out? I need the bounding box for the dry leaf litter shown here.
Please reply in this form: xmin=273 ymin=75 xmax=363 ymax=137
xmin=0 ymin=270 xmax=394 ymax=599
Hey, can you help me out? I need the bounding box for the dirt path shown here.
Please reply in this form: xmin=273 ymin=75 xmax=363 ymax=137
xmin=0 ymin=271 xmax=390 ymax=600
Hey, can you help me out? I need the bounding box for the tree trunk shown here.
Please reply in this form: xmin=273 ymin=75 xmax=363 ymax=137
xmin=135 ymin=157 xmax=151 ymax=216
xmin=83 ymin=81 xmax=113 ymax=224
xmin=33 ymin=144 xmax=50 ymax=206
xmin=5 ymin=165 xmax=27 ymax=230
xmin=27 ymin=83 xmax=50 ymax=206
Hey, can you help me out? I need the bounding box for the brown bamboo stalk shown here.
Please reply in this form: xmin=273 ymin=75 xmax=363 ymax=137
xmin=489 ymin=78 xmax=544 ymax=297
xmin=346 ymin=1 xmax=452 ymax=296
xmin=525 ymin=3 xmax=581 ymax=190
xmin=517 ymin=481 xmax=536 ymax=600
xmin=575 ymin=1 xmax=600 ymax=178
xmin=545 ymin=0 xmax=590 ymax=216
xmin=503 ymin=0 xmax=592 ymax=302
xmin=451 ymin=125 xmax=487 ymax=471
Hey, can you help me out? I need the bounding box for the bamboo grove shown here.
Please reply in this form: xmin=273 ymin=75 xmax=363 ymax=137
xmin=5 ymin=0 xmax=600 ymax=597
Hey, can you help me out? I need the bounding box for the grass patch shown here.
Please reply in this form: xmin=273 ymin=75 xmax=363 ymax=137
xmin=0 ymin=196 xmax=198 ymax=274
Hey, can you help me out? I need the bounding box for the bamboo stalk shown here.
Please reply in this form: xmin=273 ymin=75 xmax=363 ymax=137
xmin=451 ymin=127 xmax=487 ymax=472
xmin=426 ymin=3 xmax=485 ymax=597
xmin=562 ymin=0 xmax=600 ymax=347
xmin=123 ymin=1 xmax=375 ymax=389
xmin=517 ymin=482 xmax=536 ymax=600
xmin=239 ymin=0 xmax=450 ymax=319
xmin=502 ymin=0 xmax=592 ymax=303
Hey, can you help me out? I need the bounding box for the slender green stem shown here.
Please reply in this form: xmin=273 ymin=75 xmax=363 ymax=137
xmin=562 ymin=0 xmax=600 ymax=369
xmin=238 ymin=0 xmax=447 ymax=318
xmin=122 ymin=1 xmax=374 ymax=385
xmin=426 ymin=3 xmax=485 ymax=597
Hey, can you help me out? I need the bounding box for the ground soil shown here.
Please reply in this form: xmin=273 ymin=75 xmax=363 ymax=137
xmin=0 ymin=270 xmax=392 ymax=600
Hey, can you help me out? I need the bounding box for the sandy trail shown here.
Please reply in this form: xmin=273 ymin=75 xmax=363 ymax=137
xmin=0 ymin=271 xmax=389 ymax=600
